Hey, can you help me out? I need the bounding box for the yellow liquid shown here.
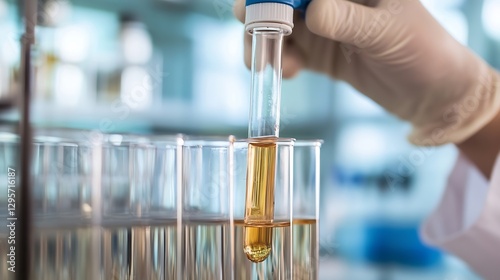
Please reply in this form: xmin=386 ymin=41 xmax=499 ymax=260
xmin=293 ymin=219 xmax=318 ymax=280
xmin=244 ymin=139 xmax=277 ymax=262
xmin=234 ymin=220 xmax=292 ymax=280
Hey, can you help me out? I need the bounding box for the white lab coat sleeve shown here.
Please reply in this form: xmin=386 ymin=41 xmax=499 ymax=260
xmin=420 ymin=152 xmax=500 ymax=280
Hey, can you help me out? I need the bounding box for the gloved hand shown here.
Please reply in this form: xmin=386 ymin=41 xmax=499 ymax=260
xmin=234 ymin=0 xmax=500 ymax=146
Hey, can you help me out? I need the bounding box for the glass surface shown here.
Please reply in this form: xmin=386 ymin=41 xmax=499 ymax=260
xmin=233 ymin=138 xmax=294 ymax=279
xmin=181 ymin=137 xmax=233 ymax=279
xmin=0 ymin=129 xmax=104 ymax=280
xmin=293 ymin=140 xmax=322 ymax=280
xmin=31 ymin=130 xmax=102 ymax=280
xmin=0 ymin=131 xmax=185 ymax=280
xmin=100 ymin=134 xmax=181 ymax=280
xmin=249 ymin=28 xmax=284 ymax=138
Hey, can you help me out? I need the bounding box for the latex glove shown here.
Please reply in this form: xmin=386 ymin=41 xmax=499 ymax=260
xmin=234 ymin=0 xmax=500 ymax=146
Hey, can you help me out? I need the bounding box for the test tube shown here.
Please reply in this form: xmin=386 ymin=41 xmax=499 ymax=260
xmin=101 ymin=134 xmax=147 ymax=280
xmin=181 ymin=137 xmax=233 ymax=279
xmin=30 ymin=129 xmax=103 ymax=280
xmin=244 ymin=137 xmax=277 ymax=263
xmin=248 ymin=27 xmax=284 ymax=138
xmin=101 ymin=134 xmax=155 ymax=221
xmin=245 ymin=23 xmax=286 ymax=265
xmin=233 ymin=138 xmax=294 ymax=279
xmin=293 ymin=140 xmax=322 ymax=280
xmin=100 ymin=134 xmax=181 ymax=280
xmin=149 ymin=135 xmax=183 ymax=280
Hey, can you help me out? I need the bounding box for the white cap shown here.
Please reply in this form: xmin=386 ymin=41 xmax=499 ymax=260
xmin=245 ymin=2 xmax=294 ymax=35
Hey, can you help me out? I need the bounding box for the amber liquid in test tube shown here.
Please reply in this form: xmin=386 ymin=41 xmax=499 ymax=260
xmin=244 ymin=26 xmax=284 ymax=262
xmin=244 ymin=138 xmax=277 ymax=262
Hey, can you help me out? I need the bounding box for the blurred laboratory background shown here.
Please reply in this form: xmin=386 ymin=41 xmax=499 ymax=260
xmin=0 ymin=0 xmax=498 ymax=279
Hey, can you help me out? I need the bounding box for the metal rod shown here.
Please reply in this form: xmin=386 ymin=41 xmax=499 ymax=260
xmin=18 ymin=0 xmax=37 ymax=279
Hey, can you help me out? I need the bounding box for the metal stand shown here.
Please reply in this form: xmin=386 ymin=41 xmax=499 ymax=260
xmin=17 ymin=1 xmax=37 ymax=279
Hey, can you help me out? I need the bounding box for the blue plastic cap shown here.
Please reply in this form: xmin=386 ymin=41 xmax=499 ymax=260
xmin=246 ymin=0 xmax=311 ymax=11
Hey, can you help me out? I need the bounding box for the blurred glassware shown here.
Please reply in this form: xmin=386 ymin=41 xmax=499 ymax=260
xmin=99 ymin=13 xmax=158 ymax=111
xmin=181 ymin=136 xmax=233 ymax=279
xmin=100 ymin=133 xmax=182 ymax=280
xmin=37 ymin=0 xmax=71 ymax=27
xmin=31 ymin=129 xmax=101 ymax=224
xmin=0 ymin=128 xmax=104 ymax=280
xmin=101 ymin=134 xmax=154 ymax=222
xmin=293 ymin=140 xmax=322 ymax=280
xmin=35 ymin=26 xmax=59 ymax=102
xmin=120 ymin=66 xmax=154 ymax=110
xmin=0 ymin=3 xmax=19 ymax=110
xmin=120 ymin=13 xmax=153 ymax=65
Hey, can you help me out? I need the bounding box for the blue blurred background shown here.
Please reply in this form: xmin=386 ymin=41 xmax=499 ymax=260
xmin=1 ymin=0 xmax=499 ymax=279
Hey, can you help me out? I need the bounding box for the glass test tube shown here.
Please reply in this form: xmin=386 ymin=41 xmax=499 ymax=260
xmin=101 ymin=134 xmax=146 ymax=280
xmin=149 ymin=135 xmax=183 ymax=280
xmin=30 ymin=129 xmax=103 ymax=280
xmin=248 ymin=27 xmax=284 ymax=138
xmin=293 ymin=140 xmax=322 ymax=280
xmin=233 ymin=138 xmax=294 ymax=280
xmin=101 ymin=134 xmax=155 ymax=221
xmin=181 ymin=138 xmax=233 ymax=280
xmin=245 ymin=27 xmax=286 ymax=265
xmin=100 ymin=134 xmax=181 ymax=280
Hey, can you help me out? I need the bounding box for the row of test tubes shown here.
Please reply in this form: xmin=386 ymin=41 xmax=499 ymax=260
xmin=0 ymin=129 xmax=321 ymax=280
